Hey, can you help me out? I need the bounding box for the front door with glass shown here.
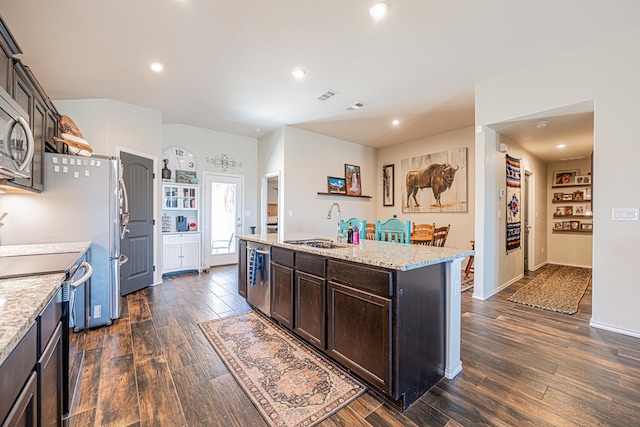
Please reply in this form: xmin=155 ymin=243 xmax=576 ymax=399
xmin=203 ymin=173 xmax=243 ymax=266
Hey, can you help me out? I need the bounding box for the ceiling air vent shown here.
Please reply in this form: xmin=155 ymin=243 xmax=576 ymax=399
xmin=316 ymin=90 xmax=338 ymax=101
xmin=345 ymin=102 xmax=365 ymax=111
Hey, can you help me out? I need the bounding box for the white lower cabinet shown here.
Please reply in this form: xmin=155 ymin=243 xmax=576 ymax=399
xmin=162 ymin=232 xmax=201 ymax=274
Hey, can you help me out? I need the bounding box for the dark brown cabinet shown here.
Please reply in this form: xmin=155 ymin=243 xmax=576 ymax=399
xmin=294 ymin=271 xmax=326 ymax=349
xmin=327 ymin=280 xmax=392 ymax=395
xmin=37 ymin=324 xmax=62 ymax=427
xmin=2 ymin=372 xmax=37 ymax=427
xmin=237 ymin=239 xmax=247 ymax=297
xmin=271 ymin=262 xmax=294 ymax=329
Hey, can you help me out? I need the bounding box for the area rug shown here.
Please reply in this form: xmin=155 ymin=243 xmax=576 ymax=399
xmin=508 ymin=265 xmax=592 ymax=314
xmin=199 ymin=311 xmax=366 ymax=427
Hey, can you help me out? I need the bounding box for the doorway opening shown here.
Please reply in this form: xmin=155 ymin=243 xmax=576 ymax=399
xmin=262 ymin=171 xmax=281 ymax=239
xmin=203 ymin=172 xmax=244 ymax=266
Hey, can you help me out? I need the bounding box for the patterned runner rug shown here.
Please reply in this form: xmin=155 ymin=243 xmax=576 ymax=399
xmin=508 ymin=264 xmax=592 ymax=314
xmin=199 ymin=311 xmax=366 ymax=427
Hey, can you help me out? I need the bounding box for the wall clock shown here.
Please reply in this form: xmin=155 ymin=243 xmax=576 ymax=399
xmin=162 ymin=146 xmax=197 ymax=174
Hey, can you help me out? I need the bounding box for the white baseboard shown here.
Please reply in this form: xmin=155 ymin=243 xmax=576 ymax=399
xmin=472 ymin=273 xmax=523 ymax=301
xmin=590 ymin=321 xmax=640 ymax=339
xmin=445 ymin=361 xmax=463 ymax=379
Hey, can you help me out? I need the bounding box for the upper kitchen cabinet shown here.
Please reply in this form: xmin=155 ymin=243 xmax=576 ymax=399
xmin=0 ymin=15 xmax=20 ymax=95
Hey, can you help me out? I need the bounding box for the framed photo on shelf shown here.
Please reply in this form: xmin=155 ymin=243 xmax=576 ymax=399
xmin=553 ymin=192 xmax=563 ymax=201
xmin=555 ymin=206 xmax=566 ymax=216
xmin=570 ymin=220 xmax=580 ymax=230
xmin=574 ymin=205 xmax=586 ymax=216
xmin=562 ymin=193 xmax=573 ymax=201
xmin=573 ymin=190 xmax=585 ymax=201
xmin=345 ymin=164 xmax=362 ymax=196
xmin=176 ymin=170 xmax=197 ymax=184
xmin=580 ymin=223 xmax=593 ymax=230
xmin=382 ymin=164 xmax=394 ymax=206
xmin=564 ymin=206 xmax=573 ymax=216
xmin=553 ymin=221 xmax=563 ymax=231
xmin=584 ymin=188 xmax=592 ymax=200
xmin=576 ymin=175 xmax=591 ymax=185
xmin=562 ymin=221 xmax=572 ymax=230
xmin=327 ymin=176 xmax=346 ymax=194
xmin=553 ymin=169 xmax=579 ymax=186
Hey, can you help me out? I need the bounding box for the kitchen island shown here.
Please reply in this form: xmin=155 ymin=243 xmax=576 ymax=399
xmin=238 ymin=233 xmax=472 ymax=410
xmin=0 ymin=241 xmax=91 ymax=426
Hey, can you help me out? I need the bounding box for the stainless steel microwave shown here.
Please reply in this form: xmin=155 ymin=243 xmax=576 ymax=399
xmin=0 ymin=87 xmax=34 ymax=179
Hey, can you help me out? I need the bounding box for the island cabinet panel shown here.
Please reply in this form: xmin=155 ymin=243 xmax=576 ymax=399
xmin=327 ymin=281 xmax=392 ymax=395
xmin=237 ymin=239 xmax=247 ymax=297
xmin=294 ymin=271 xmax=326 ymax=350
xmin=2 ymin=371 xmax=37 ymax=427
xmin=327 ymin=259 xmax=393 ymax=297
xmin=271 ymin=261 xmax=294 ymax=329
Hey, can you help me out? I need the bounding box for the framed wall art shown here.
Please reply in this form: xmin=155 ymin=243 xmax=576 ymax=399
xmin=401 ymin=147 xmax=467 ymax=213
xmin=327 ymin=176 xmax=346 ymax=194
xmin=345 ymin=164 xmax=362 ymax=196
xmin=383 ymin=164 xmax=394 ymax=206
xmin=553 ymin=169 xmax=579 ymax=187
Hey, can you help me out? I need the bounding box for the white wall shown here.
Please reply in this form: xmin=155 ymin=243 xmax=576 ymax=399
xmin=162 ymin=124 xmax=258 ymax=236
xmin=281 ymin=127 xmax=377 ymax=237
xmin=377 ymin=127 xmax=475 ymax=250
xmin=547 ymin=158 xmax=592 ymax=267
xmin=476 ymin=27 xmax=640 ymax=337
xmin=258 ymin=128 xmax=285 ymax=234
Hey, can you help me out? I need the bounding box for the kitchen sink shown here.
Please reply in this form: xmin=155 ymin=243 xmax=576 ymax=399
xmin=283 ymin=239 xmax=350 ymax=249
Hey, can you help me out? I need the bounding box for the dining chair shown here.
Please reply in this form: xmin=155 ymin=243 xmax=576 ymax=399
xmin=432 ymin=224 xmax=450 ymax=247
xmin=211 ymin=233 xmax=235 ymax=253
xmin=411 ymin=223 xmax=435 ymax=245
xmin=339 ymin=217 xmax=366 ymax=239
xmin=464 ymin=240 xmax=475 ymax=278
xmin=365 ymin=223 xmax=376 ymax=240
xmin=375 ymin=218 xmax=411 ymax=243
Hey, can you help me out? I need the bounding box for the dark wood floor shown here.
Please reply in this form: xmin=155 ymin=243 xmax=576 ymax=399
xmin=67 ymin=265 xmax=640 ymax=427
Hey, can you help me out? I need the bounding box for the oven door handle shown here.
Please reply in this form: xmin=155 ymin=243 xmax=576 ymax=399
xmin=70 ymin=261 xmax=93 ymax=288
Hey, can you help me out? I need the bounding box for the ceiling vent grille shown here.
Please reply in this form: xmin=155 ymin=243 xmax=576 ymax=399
xmin=316 ymin=90 xmax=338 ymax=101
xmin=345 ymin=102 xmax=365 ymax=111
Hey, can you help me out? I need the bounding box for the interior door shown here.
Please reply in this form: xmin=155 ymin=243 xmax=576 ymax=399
xmin=120 ymin=151 xmax=154 ymax=295
xmin=204 ymin=173 xmax=243 ymax=266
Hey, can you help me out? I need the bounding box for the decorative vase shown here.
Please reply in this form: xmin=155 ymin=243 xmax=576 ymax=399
xmin=162 ymin=159 xmax=171 ymax=180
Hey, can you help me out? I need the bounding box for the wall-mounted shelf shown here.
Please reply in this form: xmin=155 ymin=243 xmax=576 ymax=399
xmin=316 ymin=192 xmax=372 ymax=199
xmin=552 ymin=230 xmax=592 ymax=234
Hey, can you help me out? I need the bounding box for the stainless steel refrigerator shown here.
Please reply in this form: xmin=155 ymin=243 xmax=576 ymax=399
xmin=0 ymin=152 xmax=128 ymax=329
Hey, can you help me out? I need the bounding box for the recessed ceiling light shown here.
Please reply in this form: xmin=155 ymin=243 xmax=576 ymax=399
xmin=535 ymin=120 xmax=549 ymax=128
xmin=254 ymin=128 xmax=261 ymax=133
xmin=150 ymin=62 xmax=164 ymax=73
xmin=556 ymin=144 xmax=566 ymax=149
xmin=292 ymin=68 xmax=306 ymax=80
xmin=370 ymin=2 xmax=390 ymax=21
xmin=392 ymin=119 xmax=400 ymax=126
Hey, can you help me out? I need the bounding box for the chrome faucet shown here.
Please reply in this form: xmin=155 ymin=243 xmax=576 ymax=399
xmin=327 ymin=203 xmax=342 ymax=242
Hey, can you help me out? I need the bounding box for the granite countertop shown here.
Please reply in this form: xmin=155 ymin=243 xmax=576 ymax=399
xmin=0 ymin=241 xmax=91 ymax=366
xmin=238 ymin=233 xmax=473 ymax=271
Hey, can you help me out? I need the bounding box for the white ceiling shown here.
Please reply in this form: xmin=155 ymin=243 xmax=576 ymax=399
xmin=2 ymin=0 xmax=639 ymax=157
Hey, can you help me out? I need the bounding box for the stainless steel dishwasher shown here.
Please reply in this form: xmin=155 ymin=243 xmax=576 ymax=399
xmin=246 ymin=241 xmax=271 ymax=316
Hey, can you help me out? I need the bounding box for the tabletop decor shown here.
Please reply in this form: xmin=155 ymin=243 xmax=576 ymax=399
xmin=199 ymin=311 xmax=366 ymax=426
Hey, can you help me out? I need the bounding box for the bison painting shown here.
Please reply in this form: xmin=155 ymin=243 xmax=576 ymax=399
xmin=405 ymin=162 xmax=459 ymax=208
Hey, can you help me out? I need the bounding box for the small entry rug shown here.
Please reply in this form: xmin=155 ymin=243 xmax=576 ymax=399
xmin=508 ymin=265 xmax=592 ymax=314
xmin=199 ymin=311 xmax=366 ymax=427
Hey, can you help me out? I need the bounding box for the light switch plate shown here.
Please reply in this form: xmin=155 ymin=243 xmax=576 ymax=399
xmin=611 ymin=208 xmax=640 ymax=221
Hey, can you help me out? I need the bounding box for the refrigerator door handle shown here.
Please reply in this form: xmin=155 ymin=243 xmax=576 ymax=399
xmin=119 ymin=177 xmax=130 ymax=240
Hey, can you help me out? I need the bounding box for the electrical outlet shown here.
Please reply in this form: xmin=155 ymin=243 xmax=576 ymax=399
xmin=94 ymin=305 xmax=102 ymax=318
